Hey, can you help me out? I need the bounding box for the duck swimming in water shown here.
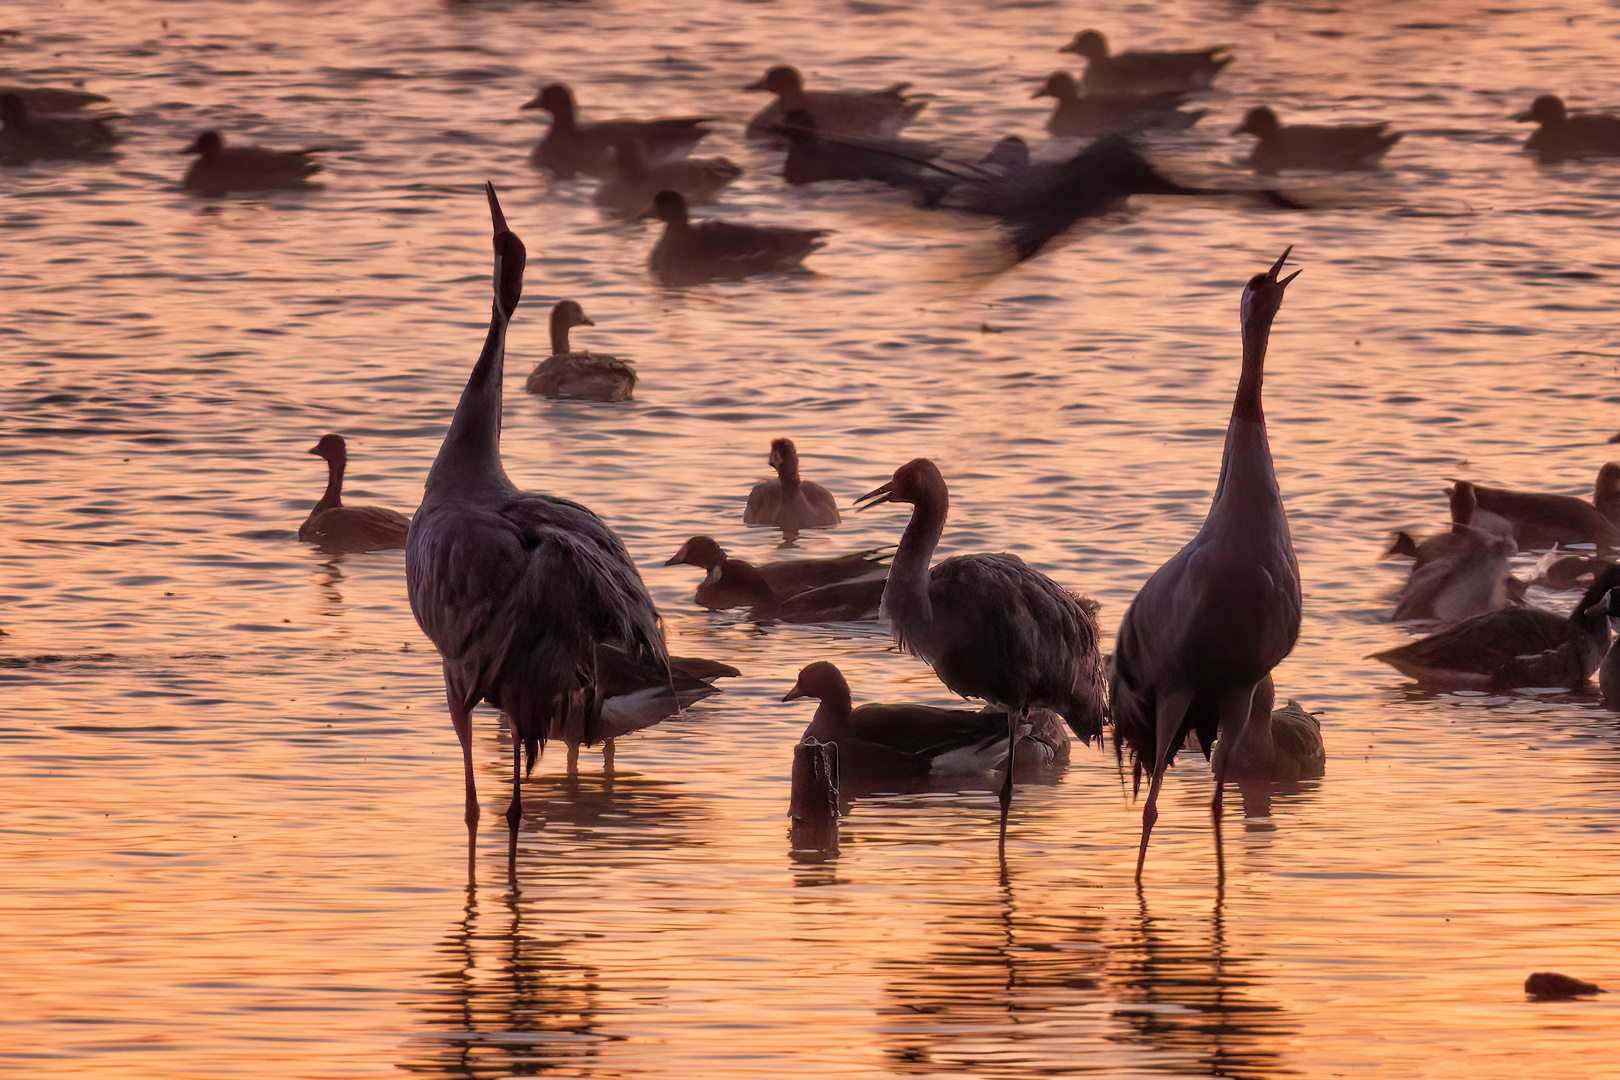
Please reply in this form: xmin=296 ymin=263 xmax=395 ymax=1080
xmin=593 ymin=136 xmax=741 ymax=220
xmin=523 ymin=83 xmax=712 ymax=180
xmin=300 ymin=434 xmax=411 ymax=552
xmin=524 ymin=300 xmax=636 ymax=403
xmin=1232 ymin=106 xmax=1401 ymax=174
xmin=744 ymin=438 xmax=842 ymax=535
xmin=1391 ymin=481 xmax=1517 ymax=624
xmin=0 ymin=84 xmax=109 ymax=114
xmin=1058 ymin=30 xmax=1232 ymax=95
xmin=1517 ymin=95 xmax=1620 ymax=163
xmin=1463 ymin=464 xmax=1620 ymax=551
xmin=0 ymin=92 xmax=119 ymax=164
xmin=648 ymin=190 xmax=827 ymax=286
xmin=744 ymin=64 xmax=926 ymax=143
xmin=181 ymin=130 xmax=325 ymax=195
xmin=1032 ymin=72 xmax=1203 ymax=137
xmin=665 ymin=535 xmax=887 ymax=609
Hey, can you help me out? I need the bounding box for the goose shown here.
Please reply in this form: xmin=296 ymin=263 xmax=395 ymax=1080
xmin=1590 ymin=588 xmax=1620 ymax=710
xmin=1058 ymin=30 xmax=1232 ymax=95
xmin=567 ymin=653 xmax=737 ymax=748
xmin=855 ymin=457 xmax=1107 ymax=840
xmin=523 ymin=83 xmax=712 ymax=180
xmin=0 ymin=92 xmax=118 ymax=164
xmin=1208 ymin=674 xmax=1325 ymax=783
xmin=1233 ymin=106 xmax=1401 ymax=174
xmin=1110 ymin=249 xmax=1303 ymax=883
xmin=405 ymin=184 xmax=670 ymax=830
xmin=592 ymin=135 xmax=741 ymax=219
xmin=1517 ymin=95 xmax=1620 ymax=163
xmin=524 ymin=300 xmax=636 ymax=403
xmin=744 ymin=437 xmax=841 ymax=535
xmin=299 ymin=434 xmax=411 ymax=552
xmin=1371 ymin=564 xmax=1620 ymax=690
xmin=180 ymin=130 xmax=325 ymax=195
xmin=1391 ymin=481 xmax=1516 ymax=624
xmin=0 ymin=84 xmax=109 ymax=114
xmin=1465 ymin=464 xmax=1620 ymax=551
xmin=744 ymin=64 xmax=925 ymax=142
xmin=648 ymin=190 xmax=827 ymax=286
xmin=665 ymin=535 xmax=887 ymax=609
xmin=1032 ymin=72 xmax=1203 ymax=137
xmin=784 ymin=661 xmax=1070 ymax=790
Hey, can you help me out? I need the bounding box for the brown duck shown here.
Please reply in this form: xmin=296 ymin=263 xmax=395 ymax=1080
xmin=525 ymin=300 xmax=636 ymax=402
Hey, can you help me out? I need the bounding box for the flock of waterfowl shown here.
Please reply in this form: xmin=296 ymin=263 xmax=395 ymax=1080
xmin=13 ymin=25 xmax=1620 ymax=883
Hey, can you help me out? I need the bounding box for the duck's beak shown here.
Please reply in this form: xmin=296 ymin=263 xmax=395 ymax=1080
xmin=1031 ymin=84 xmax=1050 ymax=99
xmin=665 ymin=541 xmax=692 ymax=567
xmin=307 ymin=443 xmax=322 ymax=456
xmin=854 ymin=480 xmax=895 ymax=510
xmin=782 ymin=680 xmax=808 ymax=702
xmin=744 ymin=75 xmax=768 ymax=91
xmin=1513 ymin=109 xmax=1534 ymax=122
xmin=520 ymin=93 xmax=544 ymax=110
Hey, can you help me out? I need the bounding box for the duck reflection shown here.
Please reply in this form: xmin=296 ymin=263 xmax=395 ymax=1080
xmin=398 ymin=882 xmax=608 ymax=1078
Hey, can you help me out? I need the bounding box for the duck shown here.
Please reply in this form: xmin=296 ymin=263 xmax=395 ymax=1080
xmin=1589 ymin=587 xmax=1620 ymax=709
xmin=1464 ymin=464 xmax=1620 ymax=551
xmin=0 ymin=92 xmax=118 ymax=164
xmin=1032 ymin=72 xmax=1203 ymax=137
xmin=665 ymin=535 xmax=888 ymax=609
xmin=1233 ymin=106 xmax=1401 ymax=174
xmin=573 ymin=653 xmax=739 ymax=746
xmin=1391 ymin=481 xmax=1517 ymax=624
xmin=744 ymin=437 xmax=842 ymax=535
xmin=784 ymin=661 xmax=1070 ymax=789
xmin=180 ymin=130 xmax=325 ymax=195
xmin=744 ymin=64 xmax=925 ymax=143
xmin=0 ymin=84 xmax=109 ymax=114
xmin=648 ymin=190 xmax=827 ymax=286
xmin=1517 ymin=95 xmax=1620 ymax=163
xmin=776 ymin=108 xmax=943 ymax=189
xmin=299 ymin=434 xmax=411 ymax=552
xmin=1371 ymin=563 xmax=1620 ymax=690
xmin=1209 ymin=674 xmax=1325 ymax=783
xmin=524 ymin=300 xmax=636 ymax=403
xmin=592 ymin=136 xmax=741 ymax=219
xmin=523 ymin=83 xmax=712 ymax=180
xmin=1058 ymin=30 xmax=1232 ymax=95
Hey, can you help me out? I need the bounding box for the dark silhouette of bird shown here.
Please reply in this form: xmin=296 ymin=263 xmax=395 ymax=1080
xmin=1371 ymin=564 xmax=1620 ymax=691
xmin=1232 ymin=106 xmax=1401 ymax=174
xmin=522 ymin=83 xmax=712 ymax=180
xmin=180 ymin=130 xmax=325 ymax=195
xmin=1590 ymin=587 xmax=1620 ymax=710
xmin=1464 ymin=464 xmax=1620 ymax=551
xmin=856 ymin=457 xmax=1106 ymax=841
xmin=1032 ymin=72 xmax=1203 ymax=137
xmin=1517 ymin=95 xmax=1620 ymax=163
xmin=405 ymin=183 xmax=669 ymax=830
xmin=1058 ymin=30 xmax=1232 ymax=95
xmin=0 ymin=91 xmax=118 ymax=164
xmin=665 ymin=536 xmax=888 ymax=609
xmin=784 ymin=661 xmax=1070 ymax=793
xmin=524 ymin=300 xmax=636 ymax=403
xmin=592 ymin=135 xmax=741 ymax=219
xmin=775 ymin=109 xmax=943 ymax=189
xmin=1209 ymin=674 xmax=1324 ymax=784
xmin=299 ymin=434 xmax=410 ymax=552
xmin=0 ymin=83 xmax=109 ymax=114
xmin=1110 ymin=250 xmax=1303 ymax=883
xmin=1391 ymin=481 xmax=1516 ymax=624
xmin=744 ymin=64 xmax=925 ymax=143
xmin=744 ymin=437 xmax=841 ymax=536
xmin=647 ymin=190 xmax=827 ymax=286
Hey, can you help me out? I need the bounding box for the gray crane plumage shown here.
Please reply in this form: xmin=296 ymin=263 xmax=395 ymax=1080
xmin=405 ymin=184 xmax=667 ymax=830
xmin=1110 ymin=249 xmax=1302 ymax=883
xmin=856 ymin=458 xmax=1106 ymax=840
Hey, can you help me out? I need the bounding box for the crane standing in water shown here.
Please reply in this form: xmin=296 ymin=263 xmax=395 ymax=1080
xmin=406 ymin=184 xmax=667 ymax=831
xmin=1110 ymin=249 xmax=1303 ymax=883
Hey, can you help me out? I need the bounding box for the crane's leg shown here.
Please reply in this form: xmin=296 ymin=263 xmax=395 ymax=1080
xmin=505 ymin=730 xmax=524 ymax=829
xmin=1209 ymin=683 xmax=1261 ymax=886
xmin=1136 ymin=689 xmax=1192 ymax=882
xmin=997 ymin=708 xmax=1025 ymax=845
xmin=447 ymin=685 xmax=479 ymax=831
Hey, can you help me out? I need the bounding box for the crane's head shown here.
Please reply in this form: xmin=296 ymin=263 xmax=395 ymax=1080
xmin=782 ymin=660 xmax=849 ymax=703
xmin=486 ymin=182 xmax=526 ymax=320
xmin=665 ymin=536 xmax=725 ymax=570
xmin=856 ymin=457 xmax=945 ymax=509
xmin=1240 ymin=246 xmax=1299 ymax=328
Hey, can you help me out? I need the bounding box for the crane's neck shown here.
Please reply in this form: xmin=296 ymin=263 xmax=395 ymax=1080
xmin=1210 ymin=307 xmax=1283 ymax=526
xmin=426 ymin=300 xmax=513 ymax=496
xmin=313 ymin=450 xmax=344 ymax=513
xmin=883 ymin=488 xmax=946 ymax=651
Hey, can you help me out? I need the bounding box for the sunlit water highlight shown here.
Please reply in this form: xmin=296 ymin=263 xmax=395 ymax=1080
xmin=4 ymin=0 xmax=1620 ymax=1076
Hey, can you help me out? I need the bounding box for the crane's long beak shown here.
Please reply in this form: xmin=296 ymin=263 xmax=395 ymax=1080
xmin=487 ymin=181 xmax=508 ymax=234
xmin=782 ymin=680 xmax=808 ymax=702
xmin=854 ymin=480 xmax=895 ymax=510
xmin=1267 ymin=245 xmax=1302 ymax=287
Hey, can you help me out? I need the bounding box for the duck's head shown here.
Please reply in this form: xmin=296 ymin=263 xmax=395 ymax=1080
xmin=1033 ymin=72 xmax=1078 ymax=101
xmin=983 ymin=135 xmax=1030 ymax=170
xmin=1598 ymin=462 xmax=1620 ymax=500
xmin=1059 ymin=30 xmax=1108 ymax=60
xmin=768 ymin=437 xmax=800 ymax=474
xmin=521 ymin=83 xmax=575 ymax=116
xmin=746 ymin=65 xmax=803 ymax=96
xmin=783 ymin=660 xmax=848 ymax=703
xmin=652 ymin=189 xmax=689 ymax=225
xmin=1517 ymin=94 xmax=1566 ymax=125
xmin=1233 ymin=106 xmax=1280 ymax=137
xmin=182 ymin=130 xmax=224 ymax=156
xmin=856 ymin=457 xmax=945 ymax=509
xmin=309 ymin=433 xmax=346 ymax=462
xmin=666 ymin=536 xmax=726 ymax=570
xmin=551 ymin=299 xmax=594 ymax=332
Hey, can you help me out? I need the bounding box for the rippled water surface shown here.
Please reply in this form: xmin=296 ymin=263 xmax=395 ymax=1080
xmin=6 ymin=0 xmax=1620 ymax=1075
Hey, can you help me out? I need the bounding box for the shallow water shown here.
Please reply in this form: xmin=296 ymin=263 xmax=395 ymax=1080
xmin=5 ymin=0 xmax=1620 ymax=1075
